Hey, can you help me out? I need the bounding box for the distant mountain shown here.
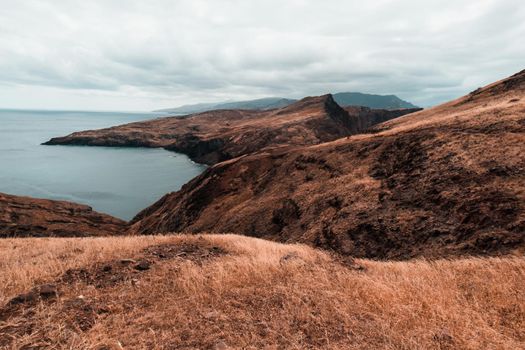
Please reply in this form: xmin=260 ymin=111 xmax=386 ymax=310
xmin=215 ymin=97 xmax=297 ymax=111
xmin=156 ymin=102 xmax=218 ymax=114
xmin=155 ymin=97 xmax=296 ymax=114
xmin=155 ymin=94 xmax=417 ymax=114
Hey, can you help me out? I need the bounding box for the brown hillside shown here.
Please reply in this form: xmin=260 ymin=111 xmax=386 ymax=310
xmin=1 ymin=234 xmax=524 ymax=349
xmin=44 ymin=96 xmax=420 ymax=165
xmin=0 ymin=193 xmax=125 ymax=238
xmin=129 ymin=70 xmax=525 ymax=259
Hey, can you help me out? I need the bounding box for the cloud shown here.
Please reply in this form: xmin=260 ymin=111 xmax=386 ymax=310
xmin=0 ymin=0 xmax=523 ymax=110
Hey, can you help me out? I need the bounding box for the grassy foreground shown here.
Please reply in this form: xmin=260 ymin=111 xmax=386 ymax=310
xmin=1 ymin=234 xmax=524 ymax=349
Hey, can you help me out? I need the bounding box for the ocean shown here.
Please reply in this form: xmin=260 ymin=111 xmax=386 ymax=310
xmin=0 ymin=109 xmax=205 ymax=221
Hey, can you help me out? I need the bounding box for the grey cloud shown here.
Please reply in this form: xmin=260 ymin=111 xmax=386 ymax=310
xmin=0 ymin=0 xmax=523 ymax=110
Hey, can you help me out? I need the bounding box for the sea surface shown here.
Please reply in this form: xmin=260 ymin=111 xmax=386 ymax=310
xmin=0 ymin=109 xmax=205 ymax=220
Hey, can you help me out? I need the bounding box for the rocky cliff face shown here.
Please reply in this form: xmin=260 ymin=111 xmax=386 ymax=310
xmin=128 ymin=70 xmax=525 ymax=259
xmin=0 ymin=193 xmax=126 ymax=238
xmin=44 ymin=95 xmax=419 ymax=165
xmin=343 ymin=106 xmax=422 ymax=132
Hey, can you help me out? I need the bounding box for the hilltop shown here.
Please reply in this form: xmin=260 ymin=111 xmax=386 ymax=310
xmin=155 ymin=93 xmax=417 ymax=115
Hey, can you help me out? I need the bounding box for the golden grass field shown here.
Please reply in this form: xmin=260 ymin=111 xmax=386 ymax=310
xmin=1 ymin=234 xmax=524 ymax=349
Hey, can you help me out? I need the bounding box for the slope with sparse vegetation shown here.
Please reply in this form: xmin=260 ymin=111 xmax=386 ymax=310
xmin=1 ymin=234 xmax=524 ymax=349
xmin=129 ymin=70 xmax=525 ymax=260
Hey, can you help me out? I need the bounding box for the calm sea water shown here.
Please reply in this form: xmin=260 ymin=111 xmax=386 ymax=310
xmin=0 ymin=109 xmax=205 ymax=220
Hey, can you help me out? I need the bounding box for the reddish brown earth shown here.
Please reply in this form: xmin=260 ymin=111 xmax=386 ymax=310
xmin=3 ymin=235 xmax=523 ymax=349
xmin=44 ymin=95 xmax=420 ymax=165
xmin=129 ymin=70 xmax=525 ymax=259
xmin=0 ymin=238 xmax=226 ymax=347
xmin=0 ymin=193 xmax=125 ymax=238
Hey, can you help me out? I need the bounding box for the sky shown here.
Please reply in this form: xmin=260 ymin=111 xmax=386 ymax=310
xmin=0 ymin=0 xmax=524 ymax=111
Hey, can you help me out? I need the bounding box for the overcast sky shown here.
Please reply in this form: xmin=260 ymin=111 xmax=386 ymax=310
xmin=0 ymin=0 xmax=524 ymax=111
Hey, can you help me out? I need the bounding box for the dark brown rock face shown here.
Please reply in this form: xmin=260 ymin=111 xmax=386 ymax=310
xmin=343 ymin=106 xmax=422 ymax=132
xmin=0 ymin=193 xmax=126 ymax=238
xmin=44 ymin=95 xmax=419 ymax=165
xmin=129 ymin=70 xmax=525 ymax=259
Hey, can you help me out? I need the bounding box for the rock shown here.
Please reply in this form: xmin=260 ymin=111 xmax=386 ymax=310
xmin=120 ymin=258 xmax=136 ymax=265
xmin=8 ymin=291 xmax=38 ymax=305
xmin=134 ymin=260 xmax=151 ymax=271
xmin=8 ymin=284 xmax=57 ymax=305
xmin=38 ymin=284 xmax=58 ymax=299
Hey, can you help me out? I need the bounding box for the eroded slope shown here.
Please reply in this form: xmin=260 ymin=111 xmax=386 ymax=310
xmin=129 ymin=70 xmax=525 ymax=259
xmin=0 ymin=193 xmax=125 ymax=237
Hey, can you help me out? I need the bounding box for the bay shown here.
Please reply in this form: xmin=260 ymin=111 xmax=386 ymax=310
xmin=0 ymin=109 xmax=205 ymax=221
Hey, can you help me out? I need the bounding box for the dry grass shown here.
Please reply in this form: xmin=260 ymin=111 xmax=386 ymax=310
xmin=0 ymin=235 xmax=175 ymax=304
xmin=1 ymin=234 xmax=524 ymax=349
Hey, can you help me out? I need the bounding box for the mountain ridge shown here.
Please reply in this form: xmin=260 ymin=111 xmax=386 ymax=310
xmin=45 ymin=94 xmax=420 ymax=165
xmin=155 ymin=92 xmax=418 ymax=114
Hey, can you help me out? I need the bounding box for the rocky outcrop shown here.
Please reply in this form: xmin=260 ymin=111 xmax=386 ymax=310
xmin=343 ymin=106 xmax=422 ymax=132
xmin=128 ymin=70 xmax=525 ymax=259
xmin=44 ymin=95 xmax=419 ymax=165
xmin=0 ymin=193 xmax=126 ymax=238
